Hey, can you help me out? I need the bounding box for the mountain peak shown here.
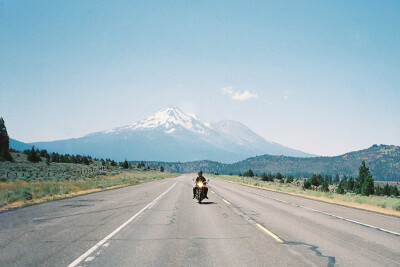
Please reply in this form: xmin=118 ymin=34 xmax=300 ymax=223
xmin=130 ymin=106 xmax=211 ymax=134
xmin=211 ymin=120 xmax=273 ymax=145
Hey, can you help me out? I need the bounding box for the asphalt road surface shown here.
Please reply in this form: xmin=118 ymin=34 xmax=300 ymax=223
xmin=1 ymin=175 xmax=399 ymax=266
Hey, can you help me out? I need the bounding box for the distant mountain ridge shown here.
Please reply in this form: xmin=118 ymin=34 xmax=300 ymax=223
xmin=10 ymin=106 xmax=314 ymax=162
xmin=137 ymin=145 xmax=400 ymax=181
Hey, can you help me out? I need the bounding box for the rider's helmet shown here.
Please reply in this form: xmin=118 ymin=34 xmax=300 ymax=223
xmin=198 ymin=171 xmax=203 ymax=176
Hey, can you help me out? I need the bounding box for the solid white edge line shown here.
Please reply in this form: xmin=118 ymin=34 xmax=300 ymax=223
xmin=67 ymin=180 xmax=179 ymax=267
xmin=248 ymin=190 xmax=400 ymax=237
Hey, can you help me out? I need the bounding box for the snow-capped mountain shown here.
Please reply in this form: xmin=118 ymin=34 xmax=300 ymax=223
xmin=13 ymin=106 xmax=315 ymax=162
xmin=102 ymin=106 xmax=212 ymax=135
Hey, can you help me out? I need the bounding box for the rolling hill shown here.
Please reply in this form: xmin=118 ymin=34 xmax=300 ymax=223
xmin=137 ymin=144 xmax=400 ymax=181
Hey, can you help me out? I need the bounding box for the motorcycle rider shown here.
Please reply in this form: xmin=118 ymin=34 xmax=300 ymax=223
xmin=193 ymin=171 xmax=208 ymax=199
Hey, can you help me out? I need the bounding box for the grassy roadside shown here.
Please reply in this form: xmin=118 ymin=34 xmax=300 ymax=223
xmin=0 ymin=170 xmax=179 ymax=212
xmin=209 ymin=174 xmax=400 ymax=217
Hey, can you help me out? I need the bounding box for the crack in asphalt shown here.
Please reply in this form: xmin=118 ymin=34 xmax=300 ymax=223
xmin=284 ymin=241 xmax=336 ymax=267
xmin=211 ymin=185 xmax=336 ymax=267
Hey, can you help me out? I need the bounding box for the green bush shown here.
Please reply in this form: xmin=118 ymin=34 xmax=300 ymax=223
xmin=390 ymin=185 xmax=399 ymax=197
xmin=321 ymin=181 xmax=329 ymax=192
xmin=22 ymin=190 xmax=33 ymax=200
xmin=60 ymin=189 xmax=70 ymax=195
xmin=286 ymin=176 xmax=294 ymax=183
xmin=303 ymin=180 xmax=311 ymax=189
xmin=336 ymin=182 xmax=345 ymax=194
xmin=5 ymin=190 xmax=20 ymax=202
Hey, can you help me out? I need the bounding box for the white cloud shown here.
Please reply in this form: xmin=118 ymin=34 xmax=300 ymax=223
xmin=232 ymin=90 xmax=258 ymax=101
xmin=221 ymin=87 xmax=258 ymax=101
xmin=222 ymin=87 xmax=234 ymax=95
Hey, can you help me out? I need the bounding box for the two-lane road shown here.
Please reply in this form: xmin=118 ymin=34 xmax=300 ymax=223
xmin=0 ymin=175 xmax=399 ymax=266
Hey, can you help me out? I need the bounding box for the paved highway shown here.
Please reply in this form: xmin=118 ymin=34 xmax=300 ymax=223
xmin=0 ymin=175 xmax=399 ymax=266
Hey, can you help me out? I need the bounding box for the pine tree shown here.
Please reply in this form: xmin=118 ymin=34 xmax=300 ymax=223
xmin=309 ymin=174 xmax=320 ymax=186
xmin=357 ymin=161 xmax=374 ymax=196
xmin=83 ymin=156 xmax=90 ymax=165
xmin=160 ymin=166 xmax=164 ymax=172
xmin=383 ymin=183 xmax=391 ymax=196
xmin=243 ymin=169 xmax=254 ymax=177
xmin=334 ymin=173 xmax=340 ymax=184
xmin=123 ymin=160 xmax=129 ymax=169
xmin=361 ymin=175 xmax=374 ymax=196
xmin=0 ymin=117 xmax=13 ymax=162
xmin=374 ymin=185 xmax=382 ymax=196
xmin=275 ymin=172 xmax=283 ymax=180
xmin=346 ymin=177 xmax=355 ymax=192
xmin=27 ymin=146 xmax=41 ymax=163
xmin=261 ymin=172 xmax=268 ymax=181
xmin=390 ymin=185 xmax=399 ymax=197
xmin=321 ymin=180 xmax=329 ymax=192
xmin=336 ymin=179 xmax=347 ymax=194
xmin=303 ymin=180 xmax=311 ymax=189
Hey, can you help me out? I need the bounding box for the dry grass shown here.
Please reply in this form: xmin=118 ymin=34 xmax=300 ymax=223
xmin=210 ymin=174 xmax=400 ymax=217
xmin=0 ymin=170 xmax=179 ymax=212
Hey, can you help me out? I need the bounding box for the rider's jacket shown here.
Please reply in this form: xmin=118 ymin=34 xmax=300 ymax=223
xmin=195 ymin=176 xmax=206 ymax=184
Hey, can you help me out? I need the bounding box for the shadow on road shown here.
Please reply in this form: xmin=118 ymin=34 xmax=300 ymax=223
xmin=199 ymin=201 xmax=216 ymax=205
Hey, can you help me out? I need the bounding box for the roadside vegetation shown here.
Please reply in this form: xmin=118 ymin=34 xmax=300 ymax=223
xmin=209 ymin=161 xmax=400 ymax=214
xmin=0 ymin=168 xmax=177 ymax=211
xmin=1 ymin=117 xmax=177 ymax=211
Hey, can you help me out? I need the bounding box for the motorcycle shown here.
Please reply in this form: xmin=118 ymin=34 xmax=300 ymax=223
xmin=195 ymin=181 xmax=207 ymax=204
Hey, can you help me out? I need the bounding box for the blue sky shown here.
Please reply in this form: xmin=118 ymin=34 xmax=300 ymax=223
xmin=1 ymin=0 xmax=399 ymax=156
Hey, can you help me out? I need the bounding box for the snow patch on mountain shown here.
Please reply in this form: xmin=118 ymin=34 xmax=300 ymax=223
xmin=129 ymin=106 xmax=211 ymax=135
xmin=165 ymin=128 xmax=177 ymax=134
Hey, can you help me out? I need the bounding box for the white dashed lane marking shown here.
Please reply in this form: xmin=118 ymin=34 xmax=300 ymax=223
xmin=240 ymin=187 xmax=400 ymax=237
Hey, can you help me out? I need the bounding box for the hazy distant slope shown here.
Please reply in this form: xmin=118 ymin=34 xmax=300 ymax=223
xmin=210 ymin=120 xmax=314 ymax=158
xmin=9 ymin=139 xmax=33 ymax=151
xmin=139 ymin=145 xmax=400 ymax=181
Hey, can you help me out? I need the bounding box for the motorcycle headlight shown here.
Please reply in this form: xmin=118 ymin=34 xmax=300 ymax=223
xmin=198 ymin=182 xmax=203 ymax=188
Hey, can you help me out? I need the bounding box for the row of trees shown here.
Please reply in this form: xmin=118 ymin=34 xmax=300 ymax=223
xmin=335 ymin=161 xmax=375 ymax=196
xmin=303 ymin=161 xmax=398 ymax=197
xmin=0 ymin=117 xmax=13 ymax=162
xmin=239 ymin=169 xmax=294 ymax=183
xmin=375 ymin=183 xmax=399 ymax=197
xmin=24 ymin=147 xmax=94 ymax=165
xmin=22 ymin=148 xmax=167 ymax=173
xmin=134 ymin=161 xmax=164 ymax=172
xmin=235 ymin=169 xmax=294 ymax=185
xmin=100 ymin=158 xmax=117 ymax=167
xmin=303 ymin=174 xmax=330 ymax=192
xmin=238 ymin=161 xmax=399 ymax=197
